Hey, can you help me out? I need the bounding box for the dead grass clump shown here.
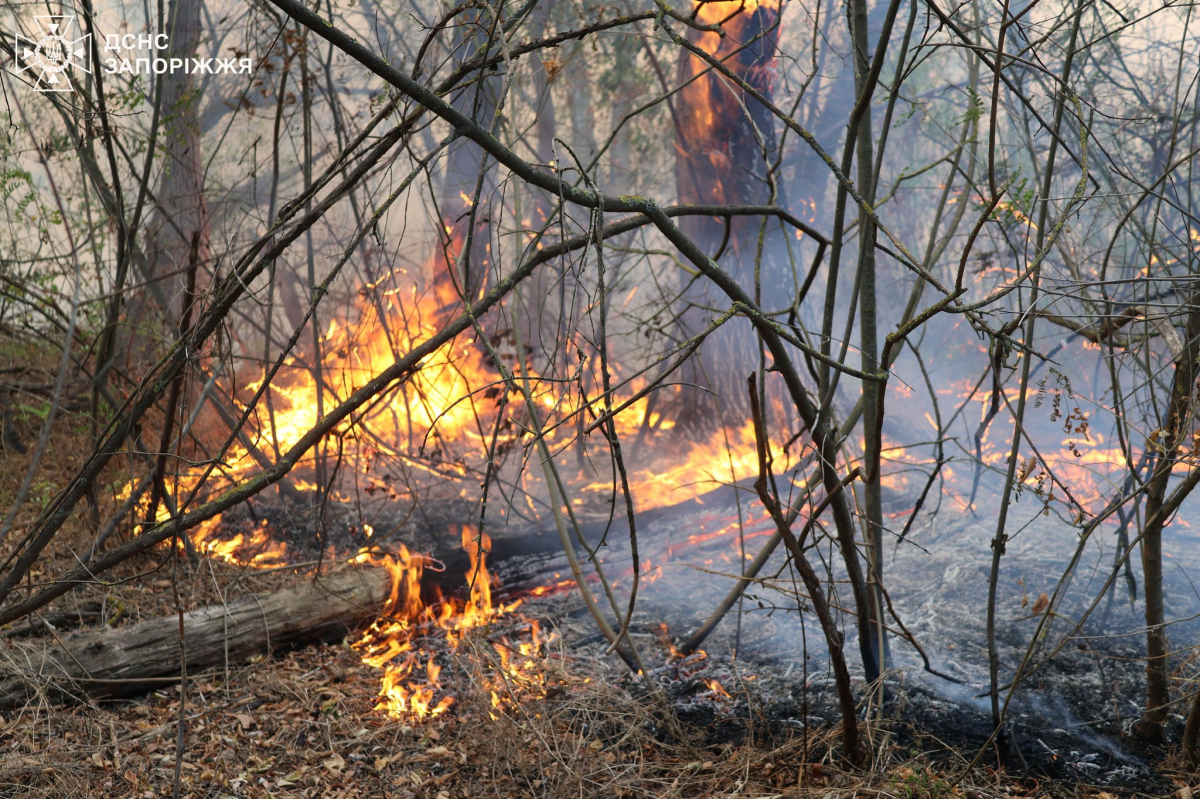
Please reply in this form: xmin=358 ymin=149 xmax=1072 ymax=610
xmin=443 ymin=629 xmax=1018 ymax=798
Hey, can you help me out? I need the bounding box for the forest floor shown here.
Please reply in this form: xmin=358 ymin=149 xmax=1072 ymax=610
xmin=0 ymin=551 xmax=1194 ymax=799
xmin=0 ymin=617 xmax=1188 ymax=799
xmin=0 ymin=347 xmax=1196 ymax=798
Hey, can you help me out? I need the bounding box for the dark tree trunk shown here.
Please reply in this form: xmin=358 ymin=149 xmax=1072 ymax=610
xmin=673 ymin=2 xmax=783 ymax=435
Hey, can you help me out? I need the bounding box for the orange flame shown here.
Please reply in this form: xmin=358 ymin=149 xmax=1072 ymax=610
xmin=353 ymin=524 xmax=549 ymax=720
xmin=704 ymin=678 xmax=732 ymax=699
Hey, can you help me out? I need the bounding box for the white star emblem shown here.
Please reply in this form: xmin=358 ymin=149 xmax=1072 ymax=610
xmin=13 ymin=15 xmax=92 ymax=93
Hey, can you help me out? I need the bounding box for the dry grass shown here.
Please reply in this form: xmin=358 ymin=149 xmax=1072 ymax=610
xmin=0 ymin=615 xmax=1168 ymax=799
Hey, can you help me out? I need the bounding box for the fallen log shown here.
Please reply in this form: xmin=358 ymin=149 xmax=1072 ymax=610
xmin=0 ymin=567 xmax=393 ymax=711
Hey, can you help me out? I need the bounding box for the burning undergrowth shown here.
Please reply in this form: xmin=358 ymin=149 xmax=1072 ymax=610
xmin=89 ymin=76 xmax=1196 ymax=793
xmin=350 ymin=524 xmax=553 ymax=721
xmin=123 ymin=413 xmax=1185 ymax=794
xmin=0 ymin=623 xmax=1078 ymax=799
xmin=104 ymin=263 xmax=819 ymax=730
xmin=10 ymin=337 xmax=1189 ymax=797
xmin=7 ymin=0 xmax=1200 ymax=792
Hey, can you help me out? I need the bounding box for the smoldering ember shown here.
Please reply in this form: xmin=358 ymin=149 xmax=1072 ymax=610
xmin=4 ymin=0 xmax=1200 ymax=797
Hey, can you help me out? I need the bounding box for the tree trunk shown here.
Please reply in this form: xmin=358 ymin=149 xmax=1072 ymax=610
xmin=515 ymin=2 xmax=560 ymax=373
xmin=1183 ymin=681 xmax=1200 ymax=766
xmin=1135 ymin=292 xmax=1200 ymax=741
xmin=0 ymin=567 xmax=392 ymax=710
xmin=432 ymin=7 xmax=503 ymax=315
xmin=673 ymin=1 xmax=782 ymax=435
xmin=143 ymin=0 xmax=210 ymax=326
xmin=848 ymin=0 xmax=892 ymax=686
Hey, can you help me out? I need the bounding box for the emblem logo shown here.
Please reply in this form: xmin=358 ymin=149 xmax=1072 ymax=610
xmin=14 ymin=15 xmax=91 ymax=92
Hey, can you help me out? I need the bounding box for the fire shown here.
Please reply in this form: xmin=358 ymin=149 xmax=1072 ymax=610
xmin=121 ymin=218 xmax=810 ymax=561
xmin=352 ymin=524 xmax=549 ymax=720
xmin=677 ymin=1 xmax=780 ymax=214
xmin=581 ymin=418 xmax=798 ymax=510
xmin=529 ymin=577 xmax=576 ymax=597
xmin=119 ymin=266 xmax=510 ymax=563
xmin=191 ymin=516 xmax=289 ymax=567
xmin=704 ymin=678 xmax=732 ymax=699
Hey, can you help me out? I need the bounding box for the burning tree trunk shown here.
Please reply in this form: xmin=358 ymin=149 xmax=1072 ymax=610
xmin=673 ymin=0 xmax=783 ymax=434
xmin=0 ymin=567 xmax=393 ymax=711
xmin=675 ymin=2 xmax=782 ymax=245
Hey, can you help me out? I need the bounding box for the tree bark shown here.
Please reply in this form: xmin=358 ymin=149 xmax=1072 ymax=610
xmin=673 ymin=1 xmax=783 ymax=435
xmin=1135 ymin=293 xmax=1200 ymax=741
xmin=0 ymin=567 xmax=392 ymax=710
xmin=432 ymin=7 xmax=503 ymax=315
xmin=143 ymin=0 xmax=210 ymax=324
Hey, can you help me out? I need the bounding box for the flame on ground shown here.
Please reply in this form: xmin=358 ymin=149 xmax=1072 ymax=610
xmin=192 ymin=516 xmax=288 ymax=567
xmin=352 ymin=524 xmax=550 ymax=720
xmin=124 ymin=264 xmax=811 ymax=565
xmin=704 ymin=678 xmax=733 ymax=700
